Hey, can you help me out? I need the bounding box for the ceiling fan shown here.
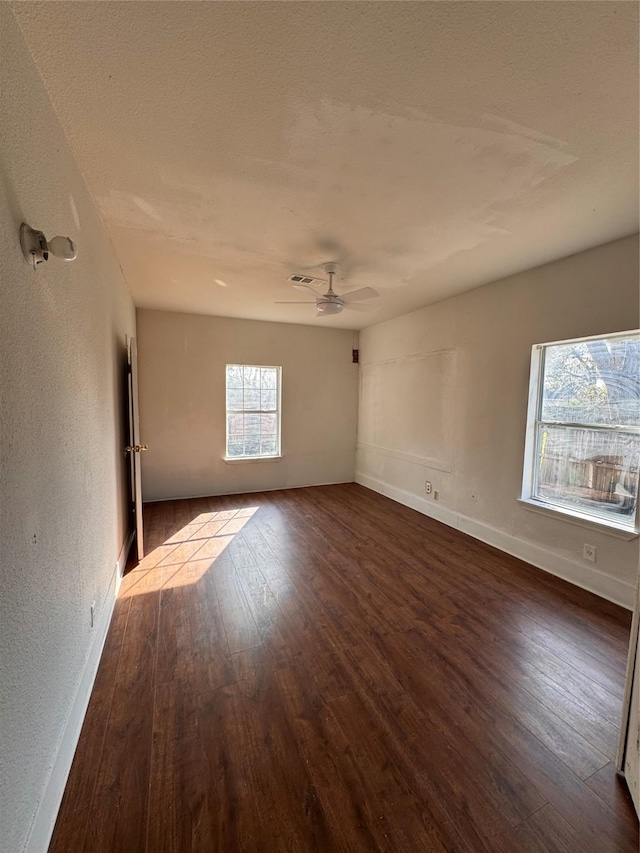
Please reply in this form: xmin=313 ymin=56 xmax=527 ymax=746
xmin=275 ymin=262 xmax=379 ymax=317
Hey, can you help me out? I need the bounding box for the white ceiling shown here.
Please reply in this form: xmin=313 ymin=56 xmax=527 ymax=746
xmin=13 ymin=1 xmax=639 ymax=329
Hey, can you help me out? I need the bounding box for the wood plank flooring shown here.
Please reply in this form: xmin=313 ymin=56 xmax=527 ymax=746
xmin=49 ymin=484 xmax=638 ymax=852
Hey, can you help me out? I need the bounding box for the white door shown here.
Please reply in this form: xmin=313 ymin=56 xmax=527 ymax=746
xmin=624 ymin=656 xmax=639 ymax=815
xmin=618 ymin=576 xmax=639 ymax=817
xmin=127 ymin=337 xmax=146 ymax=560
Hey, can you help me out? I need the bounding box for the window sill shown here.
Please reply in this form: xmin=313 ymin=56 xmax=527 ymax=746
xmin=518 ymin=497 xmax=638 ymax=540
xmin=223 ymin=455 xmax=283 ymax=464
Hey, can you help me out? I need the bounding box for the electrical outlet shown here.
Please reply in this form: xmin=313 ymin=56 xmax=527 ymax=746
xmin=425 ymin=481 xmax=432 ymax=495
xmin=583 ymin=544 xmax=596 ymax=563
xmin=90 ymin=600 xmax=96 ymax=628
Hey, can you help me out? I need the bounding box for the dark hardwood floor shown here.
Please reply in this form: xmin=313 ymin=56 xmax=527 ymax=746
xmin=50 ymin=483 xmax=638 ymax=852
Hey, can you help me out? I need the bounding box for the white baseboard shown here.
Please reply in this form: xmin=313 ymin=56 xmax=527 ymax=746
xmin=355 ymin=472 xmax=635 ymax=610
xmin=143 ymin=479 xmax=354 ymax=504
xmin=23 ymin=531 xmax=132 ymax=853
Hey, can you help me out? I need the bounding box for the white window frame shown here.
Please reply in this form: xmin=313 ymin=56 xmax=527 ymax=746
xmin=520 ymin=330 xmax=640 ymax=538
xmin=224 ymin=364 xmax=282 ymax=462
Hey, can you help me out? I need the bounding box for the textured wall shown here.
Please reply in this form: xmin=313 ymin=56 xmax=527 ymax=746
xmin=357 ymin=235 xmax=640 ymax=605
xmin=0 ymin=9 xmax=136 ymax=851
xmin=137 ymin=310 xmax=358 ymax=501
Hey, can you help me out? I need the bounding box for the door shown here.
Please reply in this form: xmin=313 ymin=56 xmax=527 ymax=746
xmin=126 ymin=337 xmax=146 ymax=560
xmin=618 ymin=575 xmax=640 ymax=817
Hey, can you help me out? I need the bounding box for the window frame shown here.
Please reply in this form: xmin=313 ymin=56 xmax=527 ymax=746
xmin=224 ymin=364 xmax=282 ymax=462
xmin=520 ymin=330 xmax=640 ymax=537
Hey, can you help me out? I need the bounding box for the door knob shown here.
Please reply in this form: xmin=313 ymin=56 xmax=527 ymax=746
xmin=125 ymin=444 xmax=149 ymax=453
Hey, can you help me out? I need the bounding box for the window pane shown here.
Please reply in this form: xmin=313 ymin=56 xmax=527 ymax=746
xmin=260 ymin=413 xmax=277 ymax=433
xmin=226 ymin=365 xmax=243 ymax=388
xmin=261 ymin=367 xmax=278 ymax=389
xmin=244 ymin=414 xmax=260 ymax=435
xmin=261 ymin=437 xmax=277 ymax=455
xmin=227 ymin=414 xmax=244 ymax=435
xmin=244 ymin=436 xmax=260 ymax=456
xmin=243 ymin=366 xmax=261 ymax=389
xmin=541 ymin=335 xmax=640 ymax=426
xmin=227 ymin=439 xmax=244 ymax=457
xmin=244 ymin=389 xmax=260 ymax=410
xmin=535 ymin=425 xmax=639 ymax=521
xmin=261 ymin=389 xmax=277 ymax=410
xmin=226 ymin=387 xmax=243 ymax=410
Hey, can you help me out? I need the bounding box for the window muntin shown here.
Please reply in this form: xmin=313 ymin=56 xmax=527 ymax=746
xmin=226 ymin=365 xmax=281 ymax=459
xmin=523 ymin=332 xmax=640 ymax=531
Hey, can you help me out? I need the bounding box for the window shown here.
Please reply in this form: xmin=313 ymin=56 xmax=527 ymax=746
xmin=521 ymin=331 xmax=640 ymax=533
xmin=225 ymin=364 xmax=281 ymax=459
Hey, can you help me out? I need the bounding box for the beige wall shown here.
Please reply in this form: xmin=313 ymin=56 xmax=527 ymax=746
xmin=137 ymin=310 xmax=358 ymax=501
xmin=0 ymin=8 xmax=136 ymax=852
xmin=357 ymin=234 xmax=640 ymax=608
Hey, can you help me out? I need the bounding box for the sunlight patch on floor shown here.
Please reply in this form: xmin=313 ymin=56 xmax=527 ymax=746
xmin=119 ymin=507 xmax=259 ymax=597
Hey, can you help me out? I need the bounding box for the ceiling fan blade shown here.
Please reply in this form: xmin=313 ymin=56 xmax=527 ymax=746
xmin=343 ymin=302 xmax=378 ymax=312
xmin=274 ymin=301 xmax=317 ymax=304
xmin=292 ymin=282 xmax=322 ymax=294
xmin=341 ymin=287 xmax=379 ymax=302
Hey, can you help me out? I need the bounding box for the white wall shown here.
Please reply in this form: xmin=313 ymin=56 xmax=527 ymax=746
xmin=137 ymin=309 xmax=359 ymax=501
xmin=0 ymin=9 xmax=136 ymax=852
xmin=357 ymin=235 xmax=640 ymax=608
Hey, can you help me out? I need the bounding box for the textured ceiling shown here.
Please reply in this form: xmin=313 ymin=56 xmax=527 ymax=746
xmin=13 ymin=1 xmax=639 ymax=329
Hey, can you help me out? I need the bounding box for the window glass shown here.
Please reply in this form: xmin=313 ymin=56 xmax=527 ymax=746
xmin=225 ymin=365 xmax=281 ymax=459
xmin=540 ymin=337 xmax=640 ymax=427
xmin=523 ymin=332 xmax=640 ymax=530
xmin=535 ymin=425 xmax=639 ymax=523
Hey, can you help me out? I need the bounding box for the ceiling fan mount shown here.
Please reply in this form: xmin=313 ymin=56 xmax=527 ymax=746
xmin=275 ymin=262 xmax=379 ymax=317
